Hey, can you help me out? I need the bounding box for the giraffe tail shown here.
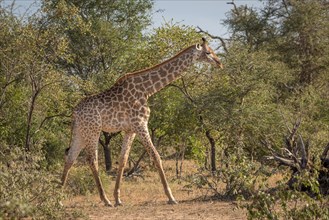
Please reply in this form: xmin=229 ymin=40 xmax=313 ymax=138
xmin=64 ymin=116 xmax=75 ymax=157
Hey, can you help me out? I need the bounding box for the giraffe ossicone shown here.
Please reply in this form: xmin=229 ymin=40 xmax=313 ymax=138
xmin=61 ymin=38 xmax=223 ymax=206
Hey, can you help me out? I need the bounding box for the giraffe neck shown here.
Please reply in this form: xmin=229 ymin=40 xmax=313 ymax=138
xmin=131 ymin=45 xmax=198 ymax=97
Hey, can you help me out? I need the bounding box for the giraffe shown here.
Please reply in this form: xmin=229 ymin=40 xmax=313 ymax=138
xmin=61 ymin=38 xmax=223 ymax=207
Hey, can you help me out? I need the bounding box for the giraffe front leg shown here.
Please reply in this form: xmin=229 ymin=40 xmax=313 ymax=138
xmin=113 ymin=132 xmax=136 ymax=206
xmin=136 ymin=126 xmax=177 ymax=205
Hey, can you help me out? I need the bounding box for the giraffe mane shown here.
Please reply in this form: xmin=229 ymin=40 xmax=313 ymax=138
xmin=114 ymin=44 xmax=196 ymax=85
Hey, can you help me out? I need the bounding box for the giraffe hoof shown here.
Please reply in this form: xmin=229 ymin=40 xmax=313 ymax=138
xmin=167 ymin=200 xmax=178 ymax=205
xmin=104 ymin=202 xmax=113 ymax=207
xmin=103 ymin=199 xmax=113 ymax=207
xmin=115 ymin=202 xmax=123 ymax=207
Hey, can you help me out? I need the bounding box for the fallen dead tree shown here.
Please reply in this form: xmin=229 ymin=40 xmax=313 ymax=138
xmin=264 ymin=119 xmax=329 ymax=195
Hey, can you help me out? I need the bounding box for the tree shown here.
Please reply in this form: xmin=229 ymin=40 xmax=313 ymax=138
xmin=40 ymin=0 xmax=153 ymax=79
xmin=276 ymin=0 xmax=329 ymax=85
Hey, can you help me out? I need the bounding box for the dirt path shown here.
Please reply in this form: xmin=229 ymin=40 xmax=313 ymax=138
xmin=64 ymin=161 xmax=247 ymax=219
xmin=65 ymin=195 xmax=245 ymax=220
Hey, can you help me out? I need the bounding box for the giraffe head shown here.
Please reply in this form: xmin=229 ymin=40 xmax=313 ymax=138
xmin=195 ymin=38 xmax=223 ymax=69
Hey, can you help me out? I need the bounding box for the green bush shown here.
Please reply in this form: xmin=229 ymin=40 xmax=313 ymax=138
xmin=185 ymin=153 xmax=329 ymax=219
xmin=65 ymin=165 xmax=101 ymax=196
xmin=184 ymin=154 xmax=266 ymax=200
xmin=244 ymin=169 xmax=329 ymax=220
xmin=0 ymin=145 xmax=69 ymax=219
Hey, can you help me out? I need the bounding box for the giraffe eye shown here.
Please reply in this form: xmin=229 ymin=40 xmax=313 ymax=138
xmin=206 ymin=52 xmax=211 ymax=55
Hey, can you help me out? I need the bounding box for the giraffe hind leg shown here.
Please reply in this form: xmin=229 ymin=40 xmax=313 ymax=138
xmin=63 ymin=117 xmax=112 ymax=206
xmin=85 ymin=139 xmax=112 ymax=207
xmin=61 ymin=129 xmax=84 ymax=187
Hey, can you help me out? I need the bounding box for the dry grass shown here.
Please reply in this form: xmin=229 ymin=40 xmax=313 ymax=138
xmin=64 ymin=160 xmax=247 ymax=219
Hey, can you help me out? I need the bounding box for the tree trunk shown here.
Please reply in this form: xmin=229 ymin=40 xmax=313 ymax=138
xmin=25 ymin=87 xmax=39 ymax=151
xmin=25 ymin=94 xmax=36 ymax=151
xmin=103 ymin=143 xmax=112 ymax=173
xmin=179 ymin=145 xmax=186 ymax=178
xmin=206 ymin=129 xmax=216 ymax=172
xmin=204 ymin=148 xmax=209 ymax=170
xmin=99 ymin=131 xmax=120 ymax=174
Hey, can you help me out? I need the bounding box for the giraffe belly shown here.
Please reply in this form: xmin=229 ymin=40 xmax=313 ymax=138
xmin=101 ymin=113 xmax=130 ymax=133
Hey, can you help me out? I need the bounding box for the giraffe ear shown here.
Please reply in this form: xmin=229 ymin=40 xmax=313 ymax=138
xmin=201 ymin=37 xmax=207 ymax=45
xmin=196 ymin=43 xmax=202 ymax=50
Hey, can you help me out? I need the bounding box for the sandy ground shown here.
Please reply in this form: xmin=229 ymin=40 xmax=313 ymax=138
xmin=64 ymin=161 xmax=247 ymax=219
xmin=65 ymin=194 xmax=245 ymax=220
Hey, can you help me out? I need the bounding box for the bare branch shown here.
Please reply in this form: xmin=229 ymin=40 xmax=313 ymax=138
xmin=298 ymin=134 xmax=307 ymax=169
xmin=38 ymin=113 xmax=70 ymax=130
xmin=227 ymin=1 xmax=238 ymax=13
xmin=282 ymin=148 xmax=293 ymax=157
xmin=99 ymin=137 xmax=105 ymax=148
xmin=278 ymin=108 xmax=293 ymax=134
xmin=196 ymin=26 xmax=228 ymax=54
xmin=282 ymin=0 xmax=291 ymax=17
xmin=266 ymin=155 xmax=297 ymax=168
xmin=169 ymin=82 xmax=196 ymax=105
xmin=126 ymin=150 xmax=147 ymax=177
xmin=287 ymin=118 xmax=301 ymax=145
xmin=283 ymin=118 xmax=301 ymax=155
